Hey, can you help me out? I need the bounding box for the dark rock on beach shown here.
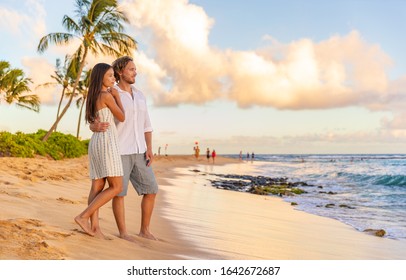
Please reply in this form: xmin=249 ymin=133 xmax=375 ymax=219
xmin=207 ymin=173 xmax=308 ymax=197
xmin=319 ymin=191 xmax=338 ymax=195
xmin=363 ymin=229 xmax=386 ymax=237
xmin=339 ymin=204 xmax=356 ymax=209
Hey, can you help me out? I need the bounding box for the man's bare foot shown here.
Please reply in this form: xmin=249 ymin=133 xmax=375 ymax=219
xmin=138 ymin=231 xmax=158 ymax=240
xmin=74 ymin=216 xmax=94 ymax=236
xmin=120 ymin=234 xmax=141 ymax=244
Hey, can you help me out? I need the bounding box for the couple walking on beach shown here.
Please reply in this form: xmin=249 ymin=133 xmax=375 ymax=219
xmin=74 ymin=56 xmax=158 ymax=242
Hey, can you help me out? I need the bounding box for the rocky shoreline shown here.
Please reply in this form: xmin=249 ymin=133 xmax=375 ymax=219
xmin=191 ymin=169 xmax=387 ymax=237
xmin=207 ymin=173 xmax=307 ymax=196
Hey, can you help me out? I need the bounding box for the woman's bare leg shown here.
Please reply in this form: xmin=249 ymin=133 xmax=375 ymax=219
xmin=75 ymin=176 xmax=122 ymax=236
xmin=88 ymin=178 xmax=106 ymax=238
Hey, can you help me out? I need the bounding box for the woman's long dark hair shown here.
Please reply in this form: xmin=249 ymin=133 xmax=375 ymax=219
xmin=85 ymin=63 xmax=112 ymax=123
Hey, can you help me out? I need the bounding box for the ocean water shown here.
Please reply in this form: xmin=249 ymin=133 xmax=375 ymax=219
xmin=224 ymin=154 xmax=406 ymax=240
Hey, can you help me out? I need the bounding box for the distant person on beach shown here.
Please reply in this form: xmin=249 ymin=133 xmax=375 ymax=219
xmin=75 ymin=63 xmax=125 ymax=238
xmin=158 ymin=146 xmax=161 ymax=156
xmin=194 ymin=145 xmax=200 ymax=159
xmin=252 ymin=152 xmax=255 ymax=159
xmin=211 ymin=149 xmax=216 ymax=163
xmin=90 ymin=56 xmax=159 ymax=241
xmin=206 ymin=148 xmax=210 ymax=162
xmin=247 ymin=152 xmax=249 ymax=160
xmin=239 ymin=150 xmax=242 ymax=160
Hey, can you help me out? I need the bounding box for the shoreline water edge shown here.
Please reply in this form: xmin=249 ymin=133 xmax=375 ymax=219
xmin=221 ymin=154 xmax=406 ymax=241
xmin=1 ymin=154 xmax=406 ymax=260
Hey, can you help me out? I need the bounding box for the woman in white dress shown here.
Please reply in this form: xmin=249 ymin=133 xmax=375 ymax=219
xmin=75 ymin=63 xmax=125 ymax=238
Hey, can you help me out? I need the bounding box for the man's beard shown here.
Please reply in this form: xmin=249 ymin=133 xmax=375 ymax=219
xmin=121 ymin=75 xmax=135 ymax=84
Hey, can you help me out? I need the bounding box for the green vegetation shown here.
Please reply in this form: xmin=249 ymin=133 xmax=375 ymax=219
xmin=0 ymin=129 xmax=88 ymax=160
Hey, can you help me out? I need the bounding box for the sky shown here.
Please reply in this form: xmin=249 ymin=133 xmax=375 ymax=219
xmin=1 ymin=0 xmax=406 ymax=154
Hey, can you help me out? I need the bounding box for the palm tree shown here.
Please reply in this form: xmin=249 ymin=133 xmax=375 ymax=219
xmin=75 ymin=68 xmax=91 ymax=139
xmin=0 ymin=60 xmax=40 ymax=112
xmin=37 ymin=0 xmax=136 ymax=141
xmin=37 ymin=56 xmax=78 ymax=131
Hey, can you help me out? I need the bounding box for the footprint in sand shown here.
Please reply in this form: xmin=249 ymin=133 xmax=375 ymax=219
xmin=0 ymin=218 xmax=71 ymax=259
xmin=0 ymin=189 xmax=31 ymax=198
xmin=48 ymin=175 xmax=66 ymax=181
xmin=0 ymin=179 xmax=13 ymax=185
xmin=57 ymin=197 xmax=80 ymax=204
xmin=14 ymin=192 xmax=32 ymax=198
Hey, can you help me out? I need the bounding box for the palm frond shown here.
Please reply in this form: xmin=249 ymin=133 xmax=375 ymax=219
xmin=99 ymin=32 xmax=137 ymax=55
xmin=74 ymin=0 xmax=91 ymax=19
xmin=108 ymin=8 xmax=129 ymax=24
xmin=0 ymin=61 xmax=11 ymax=75
xmin=89 ymin=0 xmax=117 ymax=22
xmin=93 ymin=19 xmax=124 ymax=35
xmin=1 ymin=64 xmax=40 ymax=112
xmin=35 ymin=81 xmax=58 ymax=90
xmin=75 ymin=96 xmax=86 ymax=108
xmin=91 ymin=41 xmax=120 ymax=57
xmin=37 ymin=33 xmax=76 ymax=53
xmin=62 ymin=15 xmax=81 ymax=34
xmin=2 ymin=69 xmax=32 ymax=94
xmin=15 ymin=94 xmax=41 ymax=112
xmin=0 ymin=62 xmax=37 ymax=111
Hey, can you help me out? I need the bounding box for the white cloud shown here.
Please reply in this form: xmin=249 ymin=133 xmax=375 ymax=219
xmin=0 ymin=0 xmax=46 ymax=39
xmin=122 ymin=0 xmax=225 ymax=105
xmin=120 ymin=0 xmax=400 ymax=111
xmin=228 ymin=31 xmax=393 ymax=109
xmin=0 ymin=7 xmax=30 ymax=34
xmin=24 ymin=0 xmax=47 ymax=38
xmin=381 ymin=112 xmax=406 ymax=130
xmin=133 ymin=51 xmax=168 ymax=101
xmin=21 ymin=57 xmax=58 ymax=104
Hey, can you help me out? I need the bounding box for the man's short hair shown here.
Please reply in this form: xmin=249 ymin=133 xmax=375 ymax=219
xmin=112 ymin=56 xmax=133 ymax=82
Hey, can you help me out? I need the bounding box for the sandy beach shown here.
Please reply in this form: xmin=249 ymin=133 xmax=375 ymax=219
xmin=1 ymin=154 xmax=406 ymax=260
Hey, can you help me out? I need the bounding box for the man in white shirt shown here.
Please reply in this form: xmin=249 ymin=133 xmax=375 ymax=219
xmin=91 ymin=56 xmax=158 ymax=241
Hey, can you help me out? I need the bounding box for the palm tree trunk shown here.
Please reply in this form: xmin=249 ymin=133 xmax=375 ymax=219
xmin=76 ymin=96 xmax=86 ymax=139
xmin=42 ymin=89 xmax=75 ymax=141
xmin=55 ymin=87 xmax=66 ymax=131
xmin=42 ymin=49 xmax=88 ymax=142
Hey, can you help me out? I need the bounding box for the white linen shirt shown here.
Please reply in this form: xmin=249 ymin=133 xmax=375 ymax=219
xmin=114 ymin=84 xmax=153 ymax=155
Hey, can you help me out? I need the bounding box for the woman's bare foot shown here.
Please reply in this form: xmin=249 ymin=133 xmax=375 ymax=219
xmin=138 ymin=231 xmax=158 ymax=240
xmin=74 ymin=216 xmax=95 ymax=236
xmin=93 ymin=230 xmax=110 ymax=240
